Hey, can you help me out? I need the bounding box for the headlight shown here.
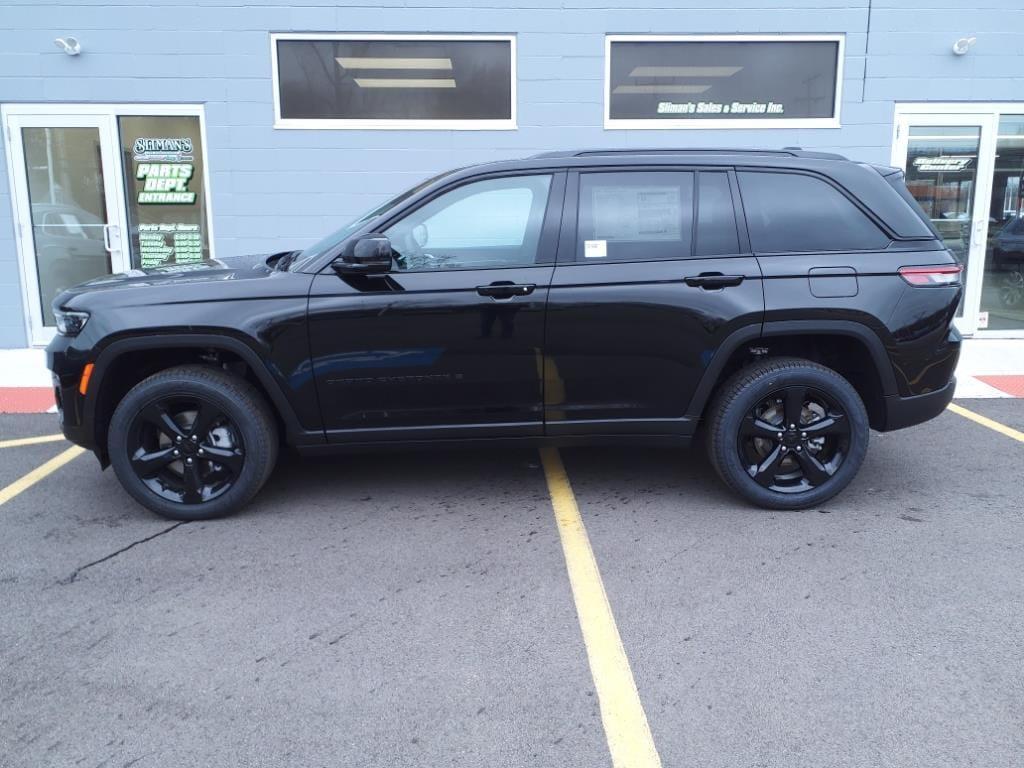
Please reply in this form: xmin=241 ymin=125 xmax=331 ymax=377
xmin=54 ymin=310 xmax=90 ymax=337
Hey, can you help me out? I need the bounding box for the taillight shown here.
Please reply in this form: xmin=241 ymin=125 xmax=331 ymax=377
xmin=898 ymin=264 xmax=962 ymax=286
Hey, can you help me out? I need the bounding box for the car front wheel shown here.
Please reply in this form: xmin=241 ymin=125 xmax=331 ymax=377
xmin=706 ymin=357 xmax=869 ymax=510
xmin=109 ymin=365 xmax=278 ymax=520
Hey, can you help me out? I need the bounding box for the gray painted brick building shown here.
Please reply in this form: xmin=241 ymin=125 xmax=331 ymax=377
xmin=2 ymin=0 xmax=1023 ymax=347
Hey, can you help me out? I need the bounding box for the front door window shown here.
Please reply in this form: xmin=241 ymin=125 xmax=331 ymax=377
xmin=383 ymin=174 xmax=552 ymax=271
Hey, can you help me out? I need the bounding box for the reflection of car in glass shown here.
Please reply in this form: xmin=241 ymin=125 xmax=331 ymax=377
xmin=32 ymin=203 xmax=110 ymax=293
xmin=992 ymin=216 xmax=1024 ymax=308
xmin=48 ymin=149 xmax=963 ymax=520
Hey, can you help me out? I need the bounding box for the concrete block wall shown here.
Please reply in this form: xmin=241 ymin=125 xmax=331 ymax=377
xmin=1 ymin=0 xmax=1022 ymax=346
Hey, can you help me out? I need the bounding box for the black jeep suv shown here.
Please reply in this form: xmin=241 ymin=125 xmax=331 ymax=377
xmin=47 ymin=149 xmax=962 ymax=520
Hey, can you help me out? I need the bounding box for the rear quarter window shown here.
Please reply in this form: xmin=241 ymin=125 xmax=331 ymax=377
xmin=739 ymin=171 xmax=890 ymax=253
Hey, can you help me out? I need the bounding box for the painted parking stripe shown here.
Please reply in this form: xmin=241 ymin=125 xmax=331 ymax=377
xmin=0 ymin=433 xmax=66 ymax=449
xmin=0 ymin=446 xmax=85 ymax=508
xmin=948 ymin=403 xmax=1024 ymax=444
xmin=539 ymin=447 xmax=662 ymax=768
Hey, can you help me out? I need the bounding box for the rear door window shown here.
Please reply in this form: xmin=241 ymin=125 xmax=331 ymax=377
xmin=739 ymin=171 xmax=890 ymax=253
xmin=577 ymin=171 xmax=694 ymax=262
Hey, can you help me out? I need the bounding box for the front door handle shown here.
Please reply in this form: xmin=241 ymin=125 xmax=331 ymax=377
xmin=477 ymin=282 xmax=536 ymax=300
xmin=684 ymin=273 xmax=745 ymax=289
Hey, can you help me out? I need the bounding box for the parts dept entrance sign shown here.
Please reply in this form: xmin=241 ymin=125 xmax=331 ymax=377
xmin=123 ymin=128 xmax=207 ymax=267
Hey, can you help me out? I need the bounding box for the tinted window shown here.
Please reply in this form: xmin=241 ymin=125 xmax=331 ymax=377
xmin=607 ymin=37 xmax=841 ymax=125
xmin=578 ymin=171 xmax=694 ymax=261
xmin=739 ymin=172 xmax=889 ymax=253
xmin=384 ymin=175 xmax=551 ymax=271
xmin=276 ymin=37 xmax=513 ymax=124
xmin=696 ymin=172 xmax=739 ymax=255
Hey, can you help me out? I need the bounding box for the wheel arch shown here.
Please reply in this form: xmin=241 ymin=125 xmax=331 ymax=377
xmin=87 ymin=333 xmax=319 ymax=463
xmin=688 ymin=320 xmax=897 ymax=431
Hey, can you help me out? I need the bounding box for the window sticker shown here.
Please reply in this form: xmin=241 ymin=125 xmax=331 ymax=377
xmin=584 ymin=239 xmax=608 ymax=258
xmin=592 ymin=186 xmax=681 ymax=241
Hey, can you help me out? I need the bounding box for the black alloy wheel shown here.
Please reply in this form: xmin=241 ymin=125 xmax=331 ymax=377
xmin=738 ymin=385 xmax=850 ymax=493
xmin=109 ymin=365 xmax=278 ymax=520
xmin=706 ymin=357 xmax=869 ymax=510
xmin=128 ymin=397 xmax=245 ymax=505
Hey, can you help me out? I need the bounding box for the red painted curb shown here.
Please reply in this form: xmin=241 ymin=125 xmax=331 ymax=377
xmin=0 ymin=387 xmax=56 ymax=414
xmin=976 ymin=375 xmax=1024 ymax=398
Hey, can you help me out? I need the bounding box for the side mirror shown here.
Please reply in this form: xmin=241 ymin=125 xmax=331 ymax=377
xmin=334 ymin=234 xmax=393 ymax=275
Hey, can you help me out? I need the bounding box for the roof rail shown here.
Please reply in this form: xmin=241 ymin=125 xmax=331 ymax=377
xmin=531 ymin=148 xmax=848 ymax=161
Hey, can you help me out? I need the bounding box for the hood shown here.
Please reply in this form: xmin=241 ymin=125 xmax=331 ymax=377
xmin=54 ymin=252 xmax=290 ymax=307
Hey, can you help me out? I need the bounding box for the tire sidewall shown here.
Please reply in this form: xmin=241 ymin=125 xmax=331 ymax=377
xmin=714 ymin=365 xmax=870 ymax=509
xmin=109 ymin=374 xmax=271 ymax=521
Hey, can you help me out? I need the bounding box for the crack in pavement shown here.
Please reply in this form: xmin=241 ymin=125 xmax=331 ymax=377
xmin=58 ymin=523 xmax=187 ymax=585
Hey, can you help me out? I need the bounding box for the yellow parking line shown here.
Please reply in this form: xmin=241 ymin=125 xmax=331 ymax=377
xmin=0 ymin=446 xmax=85 ymax=508
xmin=0 ymin=433 xmax=66 ymax=450
xmin=948 ymin=403 xmax=1024 ymax=444
xmin=539 ymin=447 xmax=662 ymax=768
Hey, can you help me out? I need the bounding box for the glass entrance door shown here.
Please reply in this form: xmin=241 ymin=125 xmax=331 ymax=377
xmin=893 ymin=113 xmax=995 ymax=335
xmin=981 ymin=115 xmax=1024 ymax=331
xmin=6 ymin=113 xmax=129 ymax=345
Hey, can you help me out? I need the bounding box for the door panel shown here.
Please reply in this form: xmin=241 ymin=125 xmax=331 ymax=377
xmin=308 ymin=172 xmax=564 ymax=440
xmin=308 ymin=266 xmax=552 ymax=438
xmin=544 ymin=256 xmax=763 ymax=432
xmin=544 ymin=167 xmax=762 ymax=433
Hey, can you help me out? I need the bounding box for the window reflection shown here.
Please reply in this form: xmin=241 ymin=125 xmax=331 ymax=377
xmin=981 ymin=116 xmax=1024 ymax=330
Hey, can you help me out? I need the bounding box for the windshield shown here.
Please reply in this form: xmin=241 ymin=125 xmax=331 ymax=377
xmin=293 ymin=169 xmax=460 ymax=268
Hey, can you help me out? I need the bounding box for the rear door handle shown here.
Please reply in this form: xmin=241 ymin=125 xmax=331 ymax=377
xmin=477 ymin=282 xmax=536 ymax=300
xmin=684 ymin=273 xmax=745 ymax=289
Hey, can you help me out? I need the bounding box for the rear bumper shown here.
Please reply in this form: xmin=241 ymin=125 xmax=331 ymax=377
xmin=881 ymin=377 xmax=956 ymax=432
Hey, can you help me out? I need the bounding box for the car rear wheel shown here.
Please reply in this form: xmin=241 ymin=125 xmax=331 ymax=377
xmin=109 ymin=365 xmax=278 ymax=520
xmin=706 ymin=357 xmax=869 ymax=510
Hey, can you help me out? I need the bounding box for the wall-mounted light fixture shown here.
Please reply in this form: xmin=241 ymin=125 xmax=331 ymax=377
xmin=952 ymin=36 xmax=976 ymax=56
xmin=53 ymin=37 xmax=81 ymax=56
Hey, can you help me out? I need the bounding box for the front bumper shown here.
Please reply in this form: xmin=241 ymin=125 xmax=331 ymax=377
xmin=46 ymin=335 xmax=97 ymax=452
xmin=881 ymin=377 xmax=956 ymax=432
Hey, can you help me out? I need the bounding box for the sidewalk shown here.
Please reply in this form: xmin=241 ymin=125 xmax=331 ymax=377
xmin=1 ymin=339 xmax=1022 ymax=413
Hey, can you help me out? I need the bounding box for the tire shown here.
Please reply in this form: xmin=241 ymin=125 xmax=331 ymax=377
xmin=706 ymin=357 xmax=869 ymax=510
xmin=108 ymin=365 xmax=278 ymax=520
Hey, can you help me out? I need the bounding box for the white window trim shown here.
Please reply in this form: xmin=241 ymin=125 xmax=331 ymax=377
xmin=603 ymin=34 xmax=845 ymax=130
xmin=270 ymin=33 xmax=518 ymax=130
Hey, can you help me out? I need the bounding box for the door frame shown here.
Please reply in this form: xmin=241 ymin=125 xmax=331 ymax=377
xmin=892 ymin=102 xmax=1024 ymax=338
xmin=2 ymin=103 xmax=216 ymax=347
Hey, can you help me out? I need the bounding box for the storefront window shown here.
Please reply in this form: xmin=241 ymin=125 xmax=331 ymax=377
xmin=118 ymin=115 xmax=211 ymax=268
xmin=605 ymin=35 xmax=843 ymax=128
xmin=273 ymin=35 xmax=515 ymax=128
xmin=981 ymin=115 xmax=1024 ymax=330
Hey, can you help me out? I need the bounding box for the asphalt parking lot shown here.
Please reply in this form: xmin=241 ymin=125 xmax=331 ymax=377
xmin=2 ymin=401 xmax=1023 ymax=768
